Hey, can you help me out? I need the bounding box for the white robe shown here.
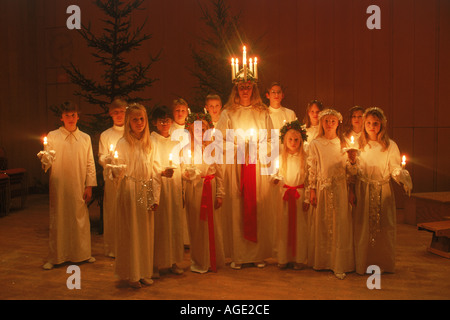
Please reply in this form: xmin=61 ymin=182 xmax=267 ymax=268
xmin=113 ymin=137 xmax=159 ymax=282
xmin=353 ymin=140 xmax=411 ymax=274
xmin=303 ymin=125 xmax=320 ymax=154
xmin=46 ymin=127 xmax=97 ymax=265
xmin=307 ymin=136 xmax=354 ymax=274
xmin=272 ymin=152 xmax=308 ymax=265
xmin=268 ymin=106 xmax=297 ymax=129
xmin=98 ymin=125 xmax=124 ymax=257
xmin=215 ymin=105 xmax=274 ymax=264
xmin=151 ymin=131 xmax=185 ymax=269
xmin=183 ymin=162 xmax=226 ymax=273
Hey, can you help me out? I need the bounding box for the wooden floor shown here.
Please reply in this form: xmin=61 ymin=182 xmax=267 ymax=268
xmin=1 ymin=194 xmax=450 ymax=301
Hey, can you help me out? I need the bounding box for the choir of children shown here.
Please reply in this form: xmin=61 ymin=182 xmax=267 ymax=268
xmin=39 ymin=88 xmax=412 ymax=287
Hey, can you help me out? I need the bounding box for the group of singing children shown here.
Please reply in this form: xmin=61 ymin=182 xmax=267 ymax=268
xmin=39 ymin=81 xmax=412 ymax=289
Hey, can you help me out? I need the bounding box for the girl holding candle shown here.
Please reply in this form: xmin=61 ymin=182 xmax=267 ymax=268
xmin=342 ymin=105 xmax=364 ymax=149
xmin=113 ymin=103 xmax=160 ymax=288
xmin=307 ymin=108 xmax=356 ymax=279
xmin=98 ymin=99 xmax=127 ymax=258
xmin=182 ymin=113 xmax=226 ymax=273
xmin=271 ymin=120 xmax=309 ymax=269
xmin=215 ymin=78 xmax=274 ymax=270
xmin=151 ymin=106 xmax=186 ymax=277
xmin=352 ymin=107 xmax=412 ymax=275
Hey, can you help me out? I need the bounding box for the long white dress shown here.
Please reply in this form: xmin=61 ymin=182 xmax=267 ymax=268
xmin=307 ymin=136 xmax=354 ymax=274
xmin=98 ymin=125 xmax=124 ymax=257
xmin=46 ymin=127 xmax=97 ymax=265
xmin=113 ymin=137 xmax=160 ymax=282
xmin=268 ymin=106 xmax=297 ymax=129
xmin=353 ymin=140 xmax=411 ymax=274
xmin=183 ymin=162 xmax=226 ymax=273
xmin=215 ymin=105 xmax=274 ymax=265
xmin=151 ymin=131 xmax=185 ymax=269
xmin=273 ymin=152 xmax=308 ymax=265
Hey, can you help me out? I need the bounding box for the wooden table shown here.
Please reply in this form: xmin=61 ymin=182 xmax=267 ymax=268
xmin=418 ymin=220 xmax=450 ymax=259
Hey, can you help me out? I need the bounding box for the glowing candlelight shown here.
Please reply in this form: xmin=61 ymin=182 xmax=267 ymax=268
xmin=169 ymin=153 xmax=173 ymax=167
xmin=276 ymin=159 xmax=279 ymax=171
xmin=188 ymin=108 xmax=191 ymax=115
xmin=254 ymin=57 xmax=258 ymax=79
xmin=249 ymin=58 xmax=253 ymax=74
xmin=350 ymin=136 xmax=355 ymax=145
xmin=231 ymin=58 xmax=235 ymax=81
xmin=243 ymin=46 xmax=247 ymax=81
xmin=401 ymin=155 xmax=406 ymax=169
xmin=235 ymin=58 xmax=239 ymax=77
xmin=204 ymin=108 xmax=207 ymax=114
xmin=109 ymin=144 xmax=114 ymax=157
xmin=43 ymin=136 xmax=48 ymax=150
xmin=113 ymin=150 xmax=119 ymax=165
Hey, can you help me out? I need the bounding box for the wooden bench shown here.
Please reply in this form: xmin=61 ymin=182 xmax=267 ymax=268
xmin=0 ymin=173 xmax=11 ymax=216
xmin=405 ymin=192 xmax=450 ymax=225
xmin=418 ymin=220 xmax=450 ymax=259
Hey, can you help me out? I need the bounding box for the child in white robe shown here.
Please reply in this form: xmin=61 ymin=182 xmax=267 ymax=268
xmin=40 ymin=101 xmax=97 ymax=270
xmin=182 ymin=113 xmax=226 ymax=273
xmin=342 ymin=105 xmax=364 ymax=149
xmin=216 ymin=80 xmax=274 ymax=269
xmin=112 ymin=103 xmax=160 ymax=288
xmin=204 ymin=94 xmax=223 ymax=128
xmin=151 ymin=106 xmax=185 ymax=276
xmin=265 ymin=82 xmax=297 ymax=129
xmin=272 ymin=120 xmax=309 ymax=269
xmin=98 ymin=99 xmax=126 ymax=257
xmin=307 ymin=108 xmax=355 ymax=279
xmin=352 ymin=107 xmax=412 ymax=275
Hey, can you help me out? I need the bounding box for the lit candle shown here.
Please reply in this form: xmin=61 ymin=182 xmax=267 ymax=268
xmin=169 ymin=153 xmax=173 ymax=167
xmin=114 ymin=151 xmax=119 ymax=165
xmin=43 ymin=136 xmax=48 ymax=151
xmin=109 ymin=144 xmax=114 ymax=157
xmin=188 ymin=108 xmax=191 ymax=115
xmin=350 ymin=136 xmax=355 ymax=146
xmin=249 ymin=58 xmax=253 ymax=74
xmin=401 ymin=155 xmax=406 ymax=169
xmin=275 ymin=159 xmax=279 ymax=172
xmin=254 ymin=57 xmax=258 ymax=79
xmin=204 ymin=108 xmax=207 ymax=114
xmin=231 ymin=58 xmax=235 ymax=81
xmin=243 ymin=46 xmax=247 ymax=81
xmin=212 ymin=128 xmax=216 ymax=136
xmin=188 ymin=149 xmax=192 ymax=165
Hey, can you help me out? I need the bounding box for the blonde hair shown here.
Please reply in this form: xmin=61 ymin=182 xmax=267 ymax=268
xmin=359 ymin=107 xmax=390 ymax=151
xmin=280 ymin=129 xmax=306 ymax=179
xmin=205 ymin=94 xmax=222 ymax=105
xmin=109 ymin=98 xmax=127 ymax=113
xmin=303 ymin=100 xmax=324 ymax=128
xmin=172 ymin=98 xmax=189 ymax=110
xmin=317 ymin=108 xmax=345 ymax=146
xmin=224 ymin=82 xmax=267 ymax=112
xmin=124 ymin=103 xmax=152 ymax=154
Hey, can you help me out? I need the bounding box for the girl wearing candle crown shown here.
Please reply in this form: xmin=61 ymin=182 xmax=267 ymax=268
xmin=307 ymin=108 xmax=356 ymax=279
xmin=151 ymin=105 xmax=186 ymax=277
xmin=342 ymin=105 xmax=365 ymax=149
xmin=271 ymin=120 xmax=309 ymax=270
xmin=112 ymin=103 xmax=161 ymax=288
xmin=352 ymin=107 xmax=412 ymax=275
xmin=182 ymin=113 xmax=226 ymax=273
xmin=215 ymin=51 xmax=275 ymax=269
xmin=98 ymin=98 xmax=127 ymax=258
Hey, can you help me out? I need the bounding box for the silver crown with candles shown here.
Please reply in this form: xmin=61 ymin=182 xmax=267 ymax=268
xmin=231 ymin=45 xmax=258 ymax=83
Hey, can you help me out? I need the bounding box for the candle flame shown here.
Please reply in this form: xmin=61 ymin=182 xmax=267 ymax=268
xmin=169 ymin=153 xmax=173 ymax=161
xmin=114 ymin=151 xmax=118 ymax=159
xmin=43 ymin=136 xmax=48 ymax=145
xmin=351 ymin=136 xmax=354 ymax=144
xmin=402 ymin=155 xmax=406 ymax=163
xmin=110 ymin=144 xmax=114 ymax=151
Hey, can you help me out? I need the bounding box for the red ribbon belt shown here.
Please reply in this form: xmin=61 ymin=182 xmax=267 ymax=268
xmin=240 ymin=163 xmax=257 ymax=242
xmin=283 ymin=184 xmax=304 ymax=257
xmin=200 ymin=174 xmax=217 ymax=272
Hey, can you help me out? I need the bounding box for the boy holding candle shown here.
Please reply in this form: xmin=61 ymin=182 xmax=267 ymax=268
xmin=40 ymin=101 xmax=97 ymax=270
xmin=98 ymin=99 xmax=127 ymax=257
xmin=151 ymin=106 xmax=186 ymax=277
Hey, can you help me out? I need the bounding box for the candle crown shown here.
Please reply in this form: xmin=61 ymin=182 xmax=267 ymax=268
xmin=231 ymin=45 xmax=259 ymax=83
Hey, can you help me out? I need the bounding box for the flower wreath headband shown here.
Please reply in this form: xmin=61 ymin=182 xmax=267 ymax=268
xmin=318 ymin=108 xmax=343 ymax=123
xmin=185 ymin=112 xmax=215 ymax=129
xmin=280 ymin=119 xmax=308 ymax=142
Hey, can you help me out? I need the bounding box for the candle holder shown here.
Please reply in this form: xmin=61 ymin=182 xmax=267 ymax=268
xmin=231 ymin=45 xmax=258 ymax=83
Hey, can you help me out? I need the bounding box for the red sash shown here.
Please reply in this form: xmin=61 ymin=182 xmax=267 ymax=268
xmin=240 ymin=163 xmax=257 ymax=242
xmin=200 ymin=174 xmax=217 ymax=272
xmin=283 ymin=184 xmax=304 ymax=257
